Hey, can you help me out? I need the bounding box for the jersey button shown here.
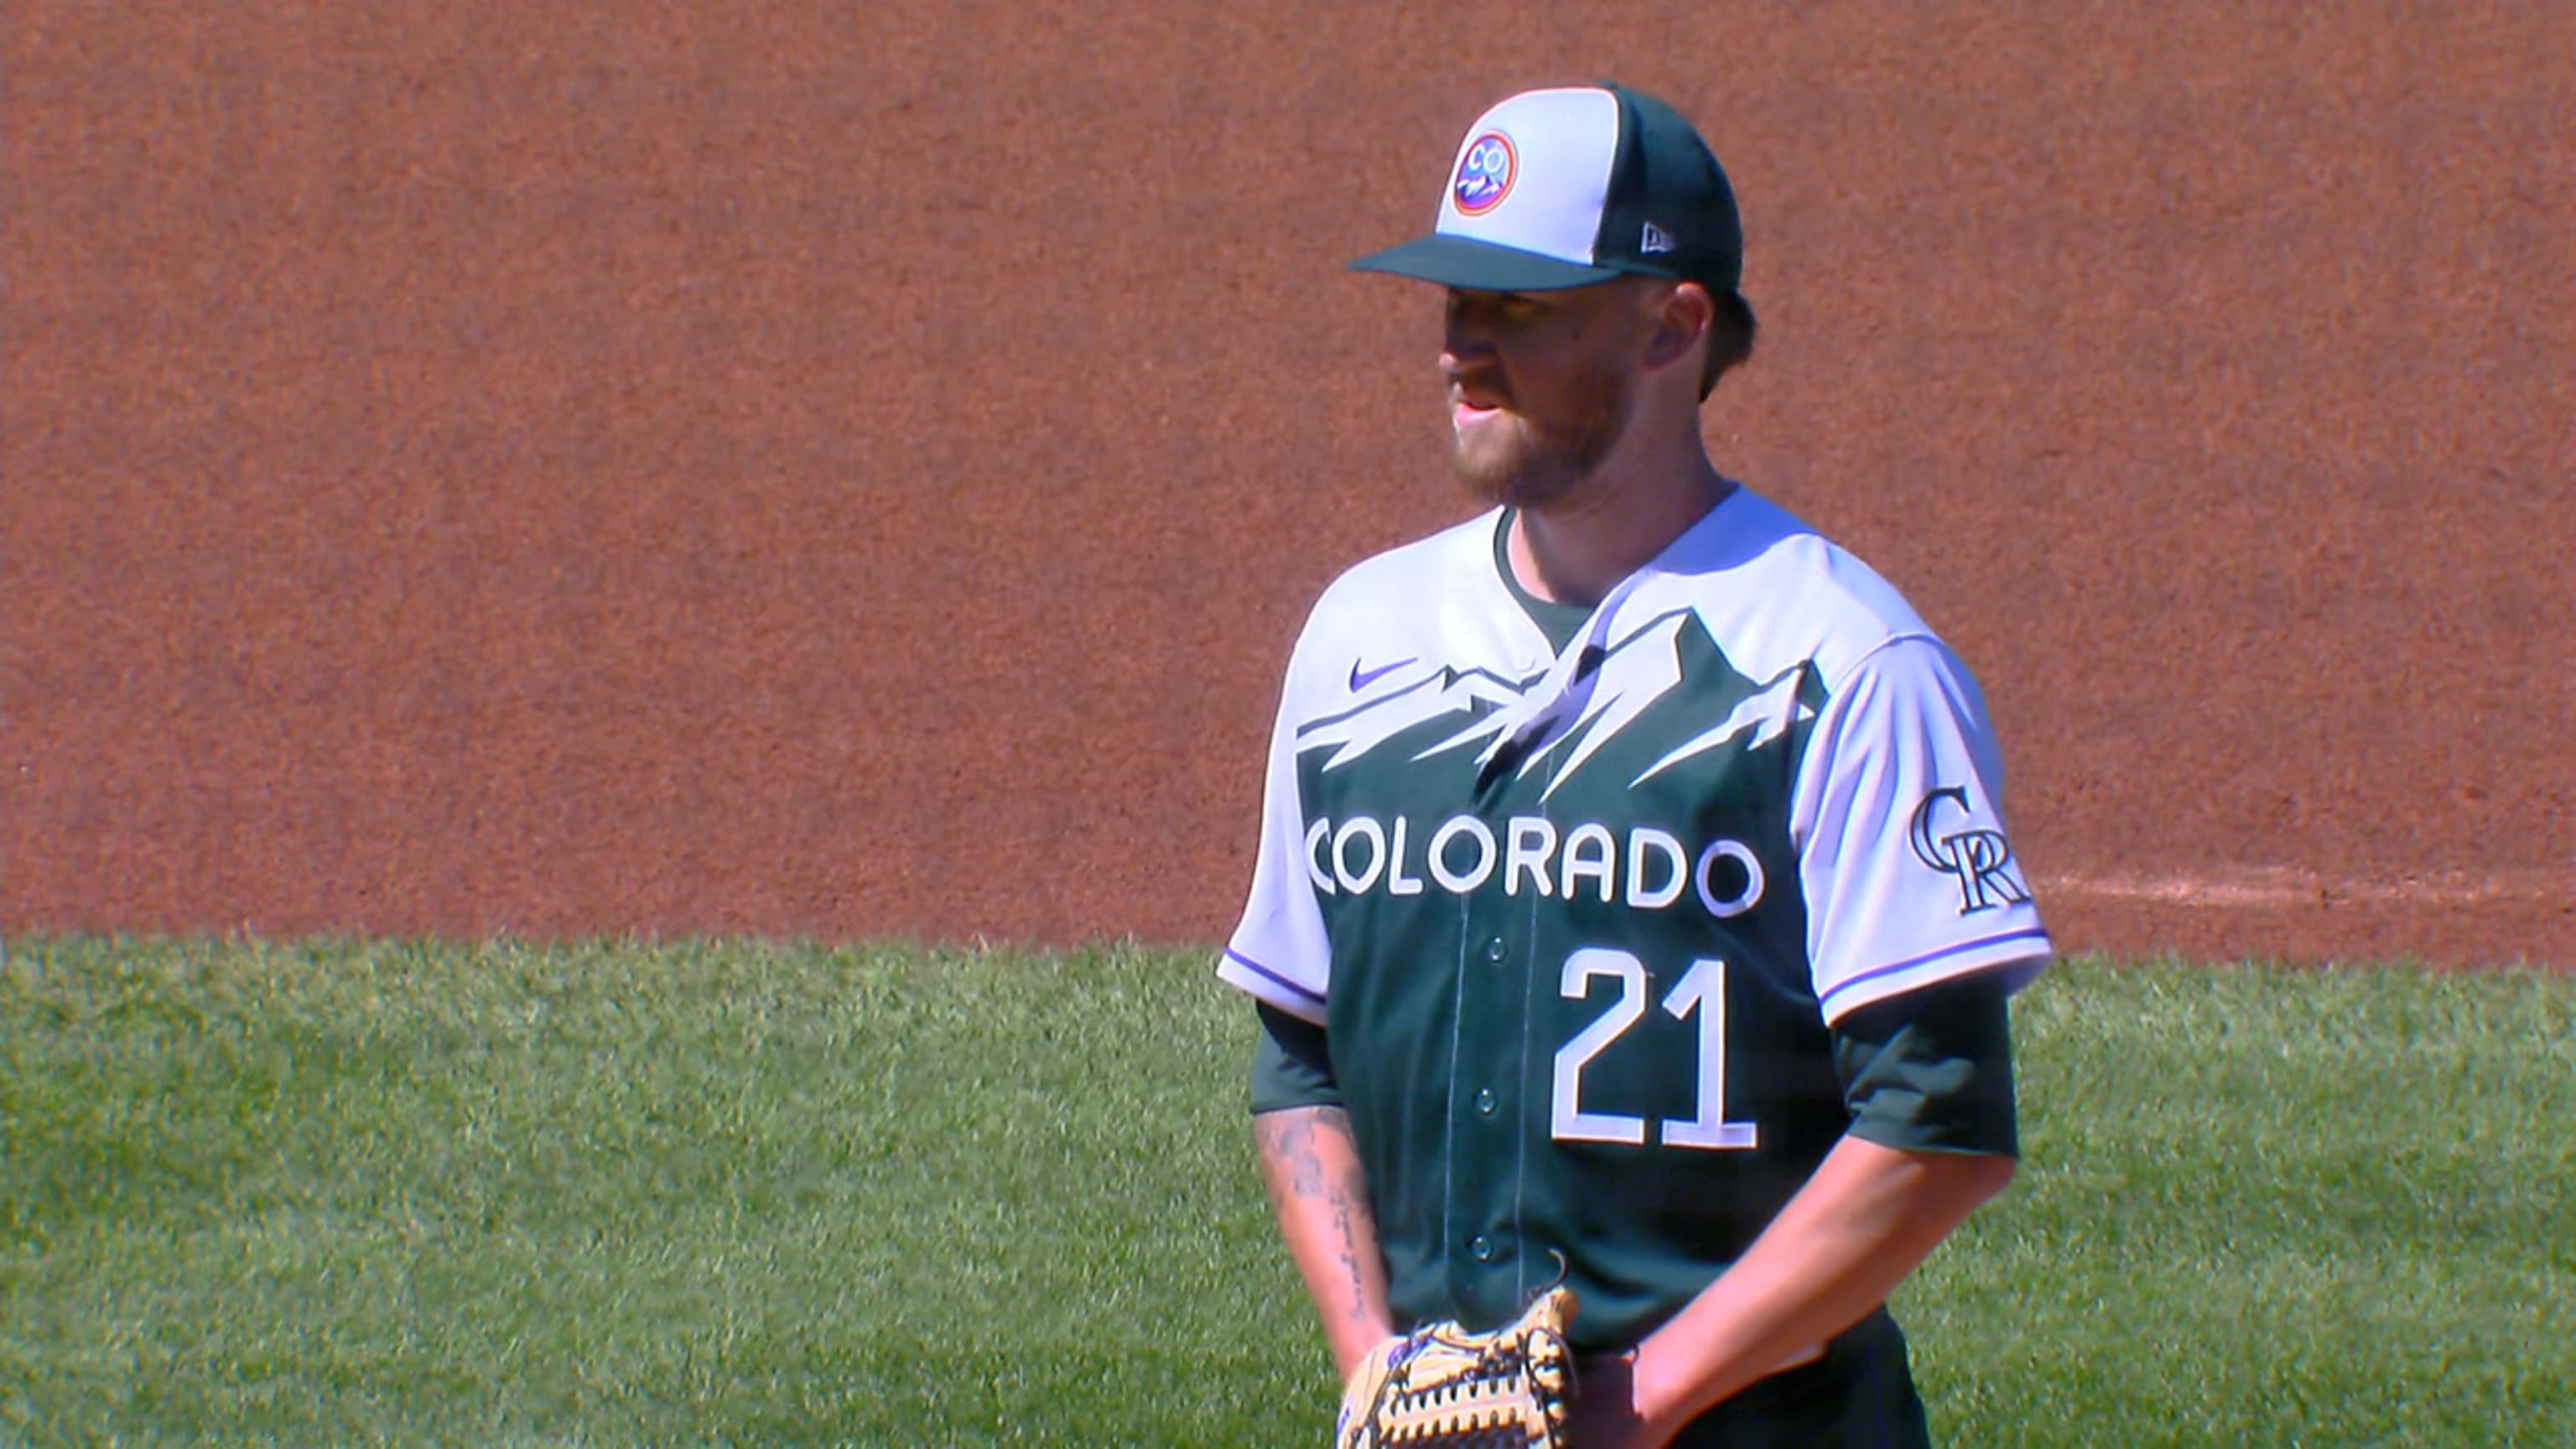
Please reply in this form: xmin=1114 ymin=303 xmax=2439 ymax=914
xmin=1468 ymin=1233 xmax=1497 ymax=1262
xmin=1484 ymin=936 xmax=1507 ymax=963
xmin=1473 ymin=1088 xmax=1497 ymax=1115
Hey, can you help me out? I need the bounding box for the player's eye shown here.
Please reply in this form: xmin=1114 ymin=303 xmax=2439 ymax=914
xmin=1446 ymin=290 xmax=1555 ymax=341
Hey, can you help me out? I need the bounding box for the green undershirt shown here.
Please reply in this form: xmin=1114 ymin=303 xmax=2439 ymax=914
xmin=1493 ymin=508 xmax=1592 ymax=652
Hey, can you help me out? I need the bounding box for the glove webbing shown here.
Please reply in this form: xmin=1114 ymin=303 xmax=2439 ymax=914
xmin=1359 ymin=1316 xmax=1572 ymax=1446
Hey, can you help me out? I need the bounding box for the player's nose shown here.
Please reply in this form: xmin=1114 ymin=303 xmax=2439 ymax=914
xmin=1442 ymin=352 xmax=1504 ymax=405
xmin=1440 ymin=327 xmax=1498 ymax=385
xmin=1441 ymin=288 xmax=1500 ymax=361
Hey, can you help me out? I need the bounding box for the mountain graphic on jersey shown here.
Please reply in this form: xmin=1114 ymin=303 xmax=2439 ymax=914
xmin=1297 ymin=607 xmax=1821 ymax=818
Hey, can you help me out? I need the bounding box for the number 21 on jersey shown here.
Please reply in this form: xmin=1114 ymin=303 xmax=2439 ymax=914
xmin=1552 ymin=948 xmax=1758 ymax=1150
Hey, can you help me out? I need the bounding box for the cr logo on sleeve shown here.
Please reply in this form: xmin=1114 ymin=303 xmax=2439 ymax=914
xmin=1909 ymin=787 xmax=2032 ymax=914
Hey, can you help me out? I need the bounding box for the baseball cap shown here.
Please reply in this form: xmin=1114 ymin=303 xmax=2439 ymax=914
xmin=1350 ymin=84 xmax=1743 ymax=294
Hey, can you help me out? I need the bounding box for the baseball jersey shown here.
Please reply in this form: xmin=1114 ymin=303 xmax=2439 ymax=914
xmin=1219 ymin=487 xmax=2051 ymax=1351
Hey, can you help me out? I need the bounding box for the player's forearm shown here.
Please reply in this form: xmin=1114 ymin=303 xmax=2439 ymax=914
xmin=1628 ymin=1136 xmax=2016 ymax=1435
xmin=1252 ymin=1104 xmax=1395 ymax=1377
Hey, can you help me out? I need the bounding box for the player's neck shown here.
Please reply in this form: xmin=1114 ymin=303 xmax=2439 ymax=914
xmin=1508 ymin=430 xmax=1732 ymax=610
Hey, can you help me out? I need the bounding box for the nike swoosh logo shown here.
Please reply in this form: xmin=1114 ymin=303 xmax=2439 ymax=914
xmin=1348 ymin=657 xmax=1418 ymax=692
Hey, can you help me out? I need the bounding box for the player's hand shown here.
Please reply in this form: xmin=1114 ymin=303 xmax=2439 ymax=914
xmin=1564 ymin=1350 xmax=1672 ymax=1449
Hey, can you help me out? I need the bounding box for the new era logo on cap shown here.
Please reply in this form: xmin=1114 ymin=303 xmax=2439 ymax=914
xmin=1351 ymin=83 xmax=1742 ymax=295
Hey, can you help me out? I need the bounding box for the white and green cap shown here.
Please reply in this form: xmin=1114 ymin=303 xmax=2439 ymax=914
xmin=1351 ymin=83 xmax=1743 ymax=293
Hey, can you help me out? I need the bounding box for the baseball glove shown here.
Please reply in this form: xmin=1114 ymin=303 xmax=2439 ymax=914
xmin=1334 ymin=1285 xmax=1577 ymax=1448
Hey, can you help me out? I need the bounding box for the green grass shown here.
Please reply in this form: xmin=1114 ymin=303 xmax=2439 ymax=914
xmin=1904 ymin=957 xmax=2576 ymax=1447
xmin=2 ymin=940 xmax=2569 ymax=1446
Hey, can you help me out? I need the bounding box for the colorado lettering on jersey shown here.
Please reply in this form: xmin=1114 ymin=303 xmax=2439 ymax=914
xmin=1304 ymin=813 xmax=1765 ymax=919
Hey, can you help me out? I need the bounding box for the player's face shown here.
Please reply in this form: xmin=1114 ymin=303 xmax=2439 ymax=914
xmin=1441 ymin=283 xmax=1648 ymax=509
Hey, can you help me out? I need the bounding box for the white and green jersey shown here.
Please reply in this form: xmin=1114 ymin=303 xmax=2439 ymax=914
xmin=1220 ymin=487 xmax=2050 ymax=1348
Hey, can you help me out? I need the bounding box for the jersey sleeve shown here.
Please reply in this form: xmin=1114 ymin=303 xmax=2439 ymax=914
xmin=1216 ymin=633 xmax=1333 ymax=1023
xmin=1792 ymin=636 xmax=2052 ymax=1024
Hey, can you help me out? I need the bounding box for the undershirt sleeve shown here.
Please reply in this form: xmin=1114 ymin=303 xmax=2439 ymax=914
xmin=1831 ymin=968 xmax=2019 ymax=1156
xmin=1249 ymin=1001 xmax=1344 ymax=1115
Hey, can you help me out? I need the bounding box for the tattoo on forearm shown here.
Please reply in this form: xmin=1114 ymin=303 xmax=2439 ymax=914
xmin=1257 ymin=1108 xmax=1379 ymax=1323
xmin=1327 ymin=1149 xmax=1373 ymax=1322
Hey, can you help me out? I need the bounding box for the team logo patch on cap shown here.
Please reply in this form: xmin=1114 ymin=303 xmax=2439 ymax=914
xmin=1452 ymin=132 xmax=1516 ymax=216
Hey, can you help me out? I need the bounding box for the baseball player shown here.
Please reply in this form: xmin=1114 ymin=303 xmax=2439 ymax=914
xmin=1220 ymin=84 xmax=2051 ymax=1447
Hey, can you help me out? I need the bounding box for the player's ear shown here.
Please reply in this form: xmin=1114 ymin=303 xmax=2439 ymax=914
xmin=1640 ymin=281 xmax=1713 ymax=379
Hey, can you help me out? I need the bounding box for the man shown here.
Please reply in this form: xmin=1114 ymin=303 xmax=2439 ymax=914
xmin=1218 ymin=83 xmax=2051 ymax=1446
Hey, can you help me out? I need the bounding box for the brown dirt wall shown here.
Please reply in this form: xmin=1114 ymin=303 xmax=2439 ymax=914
xmin=7 ymin=3 xmax=2570 ymax=965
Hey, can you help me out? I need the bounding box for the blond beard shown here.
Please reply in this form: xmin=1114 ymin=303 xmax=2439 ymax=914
xmin=1449 ymin=361 xmax=1633 ymax=510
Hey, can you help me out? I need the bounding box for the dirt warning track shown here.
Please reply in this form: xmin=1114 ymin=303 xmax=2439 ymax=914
xmin=6 ymin=4 xmax=2568 ymax=966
